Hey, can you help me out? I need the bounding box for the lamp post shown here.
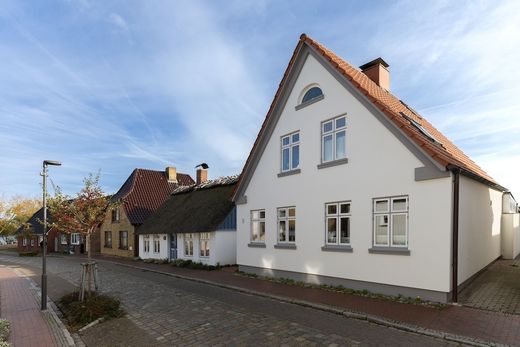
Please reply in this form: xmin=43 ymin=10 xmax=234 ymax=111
xmin=41 ymin=159 xmax=61 ymax=310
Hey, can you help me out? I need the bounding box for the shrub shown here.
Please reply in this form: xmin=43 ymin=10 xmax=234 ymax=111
xmin=0 ymin=319 xmax=10 ymax=342
xmin=18 ymin=251 xmax=38 ymax=257
xmin=170 ymin=259 xmax=217 ymax=271
xmin=58 ymin=292 xmax=124 ymax=331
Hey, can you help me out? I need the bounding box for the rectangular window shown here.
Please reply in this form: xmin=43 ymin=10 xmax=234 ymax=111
xmin=184 ymin=233 xmax=194 ymax=256
xmin=325 ymin=201 xmax=351 ymax=245
xmin=70 ymin=233 xmax=80 ymax=245
xmin=104 ymin=231 xmax=112 ymax=248
xmin=111 ymin=208 xmax=120 ymax=223
xmin=199 ymin=233 xmax=210 ymax=257
xmin=281 ymin=131 xmax=300 ymax=172
xmin=119 ymin=231 xmax=128 ymax=250
xmin=143 ymin=235 xmax=150 ymax=253
xmin=373 ymin=196 xmax=408 ymax=247
xmin=30 ymin=238 xmax=35 ymax=247
xmin=250 ymin=210 xmax=266 ymax=243
xmin=22 ymin=238 xmax=27 ymax=246
xmin=60 ymin=234 xmax=67 ymax=245
xmin=322 ymin=115 xmax=347 ymax=163
xmin=153 ymin=235 xmax=160 ymax=253
xmin=277 ymin=207 xmax=296 ymax=243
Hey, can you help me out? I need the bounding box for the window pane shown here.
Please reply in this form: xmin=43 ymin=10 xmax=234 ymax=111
xmin=259 ymin=210 xmax=265 ymax=219
xmin=292 ymin=133 xmax=299 ymax=143
xmin=375 ymin=200 xmax=389 ymax=212
xmin=282 ymin=148 xmax=290 ymax=171
xmin=327 ymin=204 xmax=337 ymax=215
xmin=392 ymin=214 xmax=407 ymax=246
xmin=288 ymin=208 xmax=296 ymax=217
xmin=252 ymin=221 xmax=259 ymax=241
xmin=375 ymin=215 xmax=389 ymax=245
xmin=392 ymin=198 xmax=407 ymax=212
xmin=278 ymin=209 xmax=286 ymax=218
xmin=282 ymin=136 xmax=290 ymax=146
xmin=336 ymin=130 xmax=346 ymax=159
xmin=302 ymin=87 xmax=323 ymax=103
xmin=340 ymin=217 xmax=350 ymax=244
xmin=259 ymin=222 xmax=265 ymax=241
xmin=336 ymin=117 xmax=346 ymax=128
xmin=292 ymin=145 xmax=299 ymax=169
xmin=323 ymin=135 xmax=333 ymax=162
xmin=323 ymin=121 xmax=333 ymax=133
xmin=288 ymin=220 xmax=296 ymax=242
xmin=251 ymin=210 xmax=259 ymax=220
xmin=340 ymin=203 xmax=350 ymax=214
xmin=279 ymin=221 xmax=286 ymax=242
xmin=327 ymin=218 xmax=337 ymax=243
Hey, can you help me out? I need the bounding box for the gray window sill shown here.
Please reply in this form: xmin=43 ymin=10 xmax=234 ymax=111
xmin=368 ymin=247 xmax=411 ymax=255
xmin=274 ymin=243 xmax=297 ymax=249
xmin=295 ymin=94 xmax=324 ymax=111
xmin=317 ymin=158 xmax=349 ymax=170
xmin=321 ymin=245 xmax=353 ymax=253
xmin=248 ymin=242 xmax=266 ymax=248
xmin=277 ymin=169 xmax=301 ymax=178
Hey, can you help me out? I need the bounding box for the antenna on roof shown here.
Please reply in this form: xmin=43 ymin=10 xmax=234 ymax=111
xmin=195 ymin=163 xmax=209 ymax=169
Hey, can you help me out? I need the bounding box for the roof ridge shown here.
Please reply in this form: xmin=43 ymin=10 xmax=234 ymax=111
xmin=173 ymin=175 xmax=239 ymax=195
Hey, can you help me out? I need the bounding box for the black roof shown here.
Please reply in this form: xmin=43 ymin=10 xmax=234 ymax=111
xmin=15 ymin=207 xmax=49 ymax=235
xmin=137 ymin=177 xmax=238 ymax=235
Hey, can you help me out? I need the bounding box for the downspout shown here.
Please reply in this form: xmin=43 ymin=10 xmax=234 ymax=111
xmin=451 ymin=167 xmax=460 ymax=302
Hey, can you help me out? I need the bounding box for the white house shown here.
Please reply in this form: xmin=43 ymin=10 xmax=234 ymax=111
xmin=232 ymin=34 xmax=519 ymax=303
xmin=137 ymin=174 xmax=238 ymax=266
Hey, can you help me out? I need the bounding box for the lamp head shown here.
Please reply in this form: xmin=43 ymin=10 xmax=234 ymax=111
xmin=43 ymin=160 xmax=61 ymax=167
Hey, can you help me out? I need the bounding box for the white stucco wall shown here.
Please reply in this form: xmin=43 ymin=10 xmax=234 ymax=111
xmin=177 ymin=231 xmax=236 ymax=266
xmin=138 ymin=234 xmax=169 ymax=260
xmin=458 ymin=176 xmax=503 ymax=284
xmin=501 ymin=213 xmax=520 ymax=259
xmin=237 ymin=52 xmax=454 ymax=294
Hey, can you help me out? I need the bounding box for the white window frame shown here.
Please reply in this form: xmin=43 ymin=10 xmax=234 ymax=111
xmin=250 ymin=210 xmax=266 ymax=243
xmin=112 ymin=208 xmax=120 ymax=223
xmin=153 ymin=235 xmax=160 ymax=254
xmin=321 ymin=115 xmax=347 ymax=163
xmin=373 ymin=196 xmax=409 ymax=248
xmin=184 ymin=233 xmax=194 ymax=256
xmin=199 ymin=233 xmax=210 ymax=258
xmin=325 ymin=201 xmax=351 ymax=246
xmin=143 ymin=235 xmax=150 ymax=253
xmin=60 ymin=234 xmax=67 ymax=245
xmin=70 ymin=233 xmax=80 ymax=245
xmin=105 ymin=231 xmax=112 ymax=248
xmin=22 ymin=238 xmax=27 ymax=246
xmin=277 ymin=207 xmax=296 ymax=243
xmin=280 ymin=131 xmax=300 ymax=172
xmin=30 ymin=238 xmax=35 ymax=247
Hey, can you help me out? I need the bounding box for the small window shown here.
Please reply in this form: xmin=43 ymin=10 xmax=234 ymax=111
xmin=119 ymin=231 xmax=128 ymax=250
xmin=322 ymin=116 xmax=347 ymax=163
xmin=104 ymin=231 xmax=112 ymax=248
xmin=326 ymin=201 xmax=351 ymax=245
xmin=199 ymin=233 xmax=210 ymax=257
xmin=281 ymin=131 xmax=300 ymax=172
xmin=143 ymin=235 xmax=150 ymax=253
xmin=22 ymin=238 xmax=27 ymax=246
xmin=153 ymin=234 xmax=160 ymax=253
xmin=373 ymin=196 xmax=408 ymax=248
xmin=71 ymin=233 xmax=80 ymax=245
xmin=251 ymin=210 xmax=266 ymax=243
xmin=277 ymin=207 xmax=296 ymax=243
xmin=184 ymin=233 xmax=194 ymax=256
xmin=60 ymin=234 xmax=67 ymax=245
xmin=302 ymin=87 xmax=323 ymax=103
xmin=30 ymin=238 xmax=35 ymax=247
xmin=111 ymin=208 xmax=120 ymax=223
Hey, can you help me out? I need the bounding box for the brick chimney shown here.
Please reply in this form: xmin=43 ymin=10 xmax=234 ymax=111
xmin=165 ymin=167 xmax=177 ymax=183
xmin=359 ymin=58 xmax=390 ymax=91
xmin=195 ymin=163 xmax=209 ymax=185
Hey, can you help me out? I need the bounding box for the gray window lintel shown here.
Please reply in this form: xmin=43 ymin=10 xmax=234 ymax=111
xmin=317 ymin=157 xmax=349 ymax=170
xmin=295 ymin=94 xmax=325 ymax=111
xmin=277 ymin=168 xmax=301 ymax=178
xmin=321 ymin=245 xmax=353 ymax=253
xmin=247 ymin=242 xmax=266 ymax=248
xmin=368 ymin=247 xmax=411 ymax=255
xmin=274 ymin=243 xmax=297 ymax=249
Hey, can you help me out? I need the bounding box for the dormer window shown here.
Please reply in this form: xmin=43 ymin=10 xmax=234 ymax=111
xmin=296 ymin=85 xmax=324 ymax=110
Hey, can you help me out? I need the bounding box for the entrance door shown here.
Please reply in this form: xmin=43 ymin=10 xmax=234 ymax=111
xmin=170 ymin=233 xmax=177 ymax=260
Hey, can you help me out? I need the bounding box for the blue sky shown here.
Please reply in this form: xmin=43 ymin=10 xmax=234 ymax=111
xmin=1 ymin=0 xmax=519 ymax=199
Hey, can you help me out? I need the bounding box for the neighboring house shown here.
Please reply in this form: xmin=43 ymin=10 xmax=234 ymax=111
xmin=137 ymin=174 xmax=238 ymax=265
xmin=232 ymin=34 xmax=519 ymax=303
xmin=100 ymin=167 xmax=194 ymax=258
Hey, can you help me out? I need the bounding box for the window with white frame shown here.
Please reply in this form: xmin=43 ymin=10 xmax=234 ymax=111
xmin=111 ymin=208 xmax=120 ymax=223
xmin=325 ymin=202 xmax=351 ymax=245
xmin=70 ymin=233 xmax=80 ymax=245
xmin=60 ymin=234 xmax=67 ymax=245
xmin=373 ymin=196 xmax=408 ymax=247
xmin=184 ymin=233 xmax=194 ymax=256
xmin=143 ymin=235 xmax=150 ymax=253
xmin=322 ymin=116 xmax=346 ymax=163
xmin=281 ymin=132 xmax=300 ymax=172
xmin=250 ymin=210 xmax=266 ymax=243
xmin=199 ymin=233 xmax=210 ymax=257
xmin=22 ymin=238 xmax=27 ymax=246
xmin=277 ymin=207 xmax=296 ymax=243
xmin=153 ymin=235 xmax=160 ymax=253
xmin=104 ymin=231 xmax=112 ymax=248
xmin=30 ymin=238 xmax=35 ymax=247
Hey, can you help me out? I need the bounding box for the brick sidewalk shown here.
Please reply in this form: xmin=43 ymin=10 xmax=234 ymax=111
xmin=92 ymin=254 xmax=520 ymax=346
xmin=0 ymin=266 xmax=57 ymax=347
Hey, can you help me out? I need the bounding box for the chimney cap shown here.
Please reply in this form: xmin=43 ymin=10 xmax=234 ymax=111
xmin=195 ymin=163 xmax=209 ymax=169
xmin=359 ymin=57 xmax=389 ymax=70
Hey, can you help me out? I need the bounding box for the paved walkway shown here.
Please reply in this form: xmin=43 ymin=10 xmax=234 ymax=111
xmin=0 ymin=265 xmax=68 ymax=346
xmin=92 ymin=254 xmax=520 ymax=346
xmin=459 ymin=256 xmax=520 ymax=314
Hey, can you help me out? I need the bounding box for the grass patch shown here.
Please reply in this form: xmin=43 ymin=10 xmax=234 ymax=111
xmin=58 ymin=292 xmax=124 ymax=331
xmin=18 ymin=251 xmax=38 ymax=257
xmin=236 ymin=271 xmax=445 ymax=308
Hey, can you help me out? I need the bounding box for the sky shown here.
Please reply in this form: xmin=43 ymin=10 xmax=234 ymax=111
xmin=1 ymin=0 xmax=519 ymax=200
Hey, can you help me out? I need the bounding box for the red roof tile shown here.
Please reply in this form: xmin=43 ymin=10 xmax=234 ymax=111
xmin=112 ymin=169 xmax=194 ymax=225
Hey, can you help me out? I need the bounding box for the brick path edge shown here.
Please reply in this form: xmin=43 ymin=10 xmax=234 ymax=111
xmin=96 ymin=259 xmax=504 ymax=347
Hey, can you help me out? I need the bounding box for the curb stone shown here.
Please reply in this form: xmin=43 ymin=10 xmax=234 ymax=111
xmin=96 ymin=258 xmax=508 ymax=347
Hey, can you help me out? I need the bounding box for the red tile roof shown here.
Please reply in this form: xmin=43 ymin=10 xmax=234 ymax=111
xmin=112 ymin=168 xmax=194 ymax=225
xmin=234 ymin=34 xmax=500 ymax=200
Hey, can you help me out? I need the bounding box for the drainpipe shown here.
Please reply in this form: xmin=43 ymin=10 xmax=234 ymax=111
xmin=451 ymin=167 xmax=460 ymax=302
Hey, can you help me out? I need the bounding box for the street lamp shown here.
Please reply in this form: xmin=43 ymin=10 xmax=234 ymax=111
xmin=41 ymin=159 xmax=61 ymax=310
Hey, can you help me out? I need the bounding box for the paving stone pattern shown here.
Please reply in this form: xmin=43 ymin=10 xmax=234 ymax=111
xmin=0 ymin=254 xmax=459 ymax=346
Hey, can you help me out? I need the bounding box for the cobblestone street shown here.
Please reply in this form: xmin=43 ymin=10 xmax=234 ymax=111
xmin=0 ymin=254 xmax=460 ymax=346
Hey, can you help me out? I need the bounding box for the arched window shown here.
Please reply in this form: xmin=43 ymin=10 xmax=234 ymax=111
xmin=301 ymin=87 xmax=323 ymax=103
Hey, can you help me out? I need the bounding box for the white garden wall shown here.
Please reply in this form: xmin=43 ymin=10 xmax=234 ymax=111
xmin=138 ymin=234 xmax=169 ymax=260
xmin=177 ymin=231 xmax=236 ymax=266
